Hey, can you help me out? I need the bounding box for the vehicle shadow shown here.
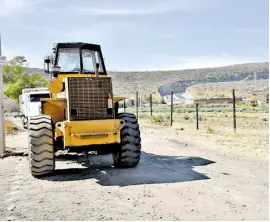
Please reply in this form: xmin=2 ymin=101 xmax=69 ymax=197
xmin=40 ymin=151 xmax=215 ymax=186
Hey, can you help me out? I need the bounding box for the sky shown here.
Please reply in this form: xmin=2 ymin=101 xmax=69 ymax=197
xmin=0 ymin=0 xmax=269 ymax=71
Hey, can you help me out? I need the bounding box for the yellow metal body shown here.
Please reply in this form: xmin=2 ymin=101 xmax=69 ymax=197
xmin=55 ymin=120 xmax=122 ymax=147
xmin=41 ymin=73 xmax=125 ymax=148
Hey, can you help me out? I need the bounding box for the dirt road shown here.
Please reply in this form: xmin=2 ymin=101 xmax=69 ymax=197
xmin=0 ymin=125 xmax=268 ymax=221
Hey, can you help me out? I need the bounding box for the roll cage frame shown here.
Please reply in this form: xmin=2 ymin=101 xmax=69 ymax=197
xmin=53 ymin=42 xmax=107 ymax=75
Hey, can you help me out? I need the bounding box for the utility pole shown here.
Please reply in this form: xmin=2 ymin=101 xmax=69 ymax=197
xmin=0 ymin=33 xmax=7 ymax=154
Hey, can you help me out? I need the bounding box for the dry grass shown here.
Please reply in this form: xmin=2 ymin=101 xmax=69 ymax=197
xmin=144 ymin=91 xmax=164 ymax=104
xmin=5 ymin=120 xmax=19 ymax=135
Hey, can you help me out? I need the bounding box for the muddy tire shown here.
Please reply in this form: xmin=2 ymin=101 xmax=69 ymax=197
xmin=113 ymin=113 xmax=141 ymax=168
xmin=28 ymin=115 xmax=55 ymax=177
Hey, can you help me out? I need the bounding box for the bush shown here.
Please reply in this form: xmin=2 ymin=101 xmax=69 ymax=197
xmin=3 ymin=56 xmax=48 ymax=101
xmin=145 ymin=91 xmax=164 ymax=104
xmin=5 ymin=103 xmax=20 ymax=113
xmin=207 ymin=126 xmax=214 ymax=134
xmin=217 ymin=93 xmax=225 ymax=98
xmin=152 ymin=114 xmax=170 ymax=124
xmin=184 ymin=115 xmax=189 ymax=120
xmin=5 ymin=120 xmax=19 ymax=135
xmin=139 ymin=113 xmax=150 ymax=119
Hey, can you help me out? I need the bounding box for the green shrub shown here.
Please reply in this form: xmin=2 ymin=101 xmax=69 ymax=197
xmin=207 ymin=126 xmax=214 ymax=134
xmin=184 ymin=115 xmax=189 ymax=120
xmin=139 ymin=113 xmax=149 ymax=119
xmin=152 ymin=114 xmax=170 ymax=124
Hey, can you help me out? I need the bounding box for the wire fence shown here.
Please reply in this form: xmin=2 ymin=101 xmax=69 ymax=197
xmin=118 ymin=89 xmax=269 ymax=134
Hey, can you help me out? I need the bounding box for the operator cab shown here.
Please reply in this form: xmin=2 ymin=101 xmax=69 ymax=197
xmin=44 ymin=42 xmax=107 ymax=78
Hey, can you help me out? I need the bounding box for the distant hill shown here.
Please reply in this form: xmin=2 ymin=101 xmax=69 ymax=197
xmin=4 ymin=62 xmax=269 ymax=110
xmin=29 ymin=62 xmax=269 ymax=97
xmin=109 ymin=62 xmax=269 ymax=98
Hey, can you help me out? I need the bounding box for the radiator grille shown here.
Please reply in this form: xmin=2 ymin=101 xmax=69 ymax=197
xmin=67 ymin=77 xmax=114 ymax=120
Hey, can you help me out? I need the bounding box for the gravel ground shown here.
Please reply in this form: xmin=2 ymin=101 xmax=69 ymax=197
xmin=0 ymin=119 xmax=268 ymax=221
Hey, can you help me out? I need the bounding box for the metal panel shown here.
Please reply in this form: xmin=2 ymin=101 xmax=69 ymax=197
xmin=67 ymin=77 xmax=113 ymax=120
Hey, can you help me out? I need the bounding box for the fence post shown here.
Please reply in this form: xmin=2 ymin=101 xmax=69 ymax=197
xmin=171 ymin=91 xmax=173 ymax=126
xmin=150 ymin=94 xmax=152 ymax=122
xmin=196 ymin=103 xmax=199 ymax=130
xmin=136 ymin=91 xmax=139 ymax=120
xmin=124 ymin=99 xmax=126 ymax=112
xmin=232 ymin=89 xmax=236 ymax=133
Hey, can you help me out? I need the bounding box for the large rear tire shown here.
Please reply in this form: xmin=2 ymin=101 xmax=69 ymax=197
xmin=28 ymin=115 xmax=55 ymax=177
xmin=113 ymin=113 xmax=141 ymax=168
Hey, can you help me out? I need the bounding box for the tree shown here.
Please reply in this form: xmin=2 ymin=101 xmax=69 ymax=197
xmin=3 ymin=56 xmax=48 ymax=101
xmin=3 ymin=56 xmax=27 ymax=84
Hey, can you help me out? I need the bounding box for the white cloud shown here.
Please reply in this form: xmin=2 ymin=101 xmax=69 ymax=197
xmin=113 ymin=54 xmax=266 ymax=71
xmin=19 ymin=25 xmax=59 ymax=35
xmin=154 ymin=55 xmax=266 ymax=71
xmin=160 ymin=30 xmax=190 ymax=39
xmin=2 ymin=45 xmax=41 ymax=67
xmin=73 ymin=0 xmax=216 ymax=16
xmin=236 ymin=26 xmax=268 ymax=33
xmin=0 ymin=0 xmax=36 ymax=17
xmin=42 ymin=7 xmax=56 ymax=13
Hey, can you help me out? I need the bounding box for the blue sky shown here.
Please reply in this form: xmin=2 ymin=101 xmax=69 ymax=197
xmin=0 ymin=0 xmax=269 ymax=71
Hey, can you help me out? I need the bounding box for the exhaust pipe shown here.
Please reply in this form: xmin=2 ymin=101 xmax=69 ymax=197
xmin=95 ymin=63 xmax=100 ymax=78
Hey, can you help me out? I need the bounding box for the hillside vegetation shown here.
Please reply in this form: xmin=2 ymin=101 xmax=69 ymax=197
xmin=8 ymin=61 xmax=270 ymax=100
xmin=110 ymin=62 xmax=269 ymax=97
xmin=189 ymin=79 xmax=269 ymax=100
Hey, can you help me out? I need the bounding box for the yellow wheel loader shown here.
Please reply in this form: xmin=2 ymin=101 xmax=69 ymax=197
xmin=28 ymin=42 xmax=141 ymax=177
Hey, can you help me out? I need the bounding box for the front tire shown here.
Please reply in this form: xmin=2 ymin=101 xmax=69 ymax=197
xmin=28 ymin=115 xmax=55 ymax=177
xmin=113 ymin=113 xmax=141 ymax=168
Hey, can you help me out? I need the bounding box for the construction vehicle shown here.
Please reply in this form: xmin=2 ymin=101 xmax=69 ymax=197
xmin=19 ymin=88 xmax=50 ymax=128
xmin=28 ymin=42 xmax=141 ymax=177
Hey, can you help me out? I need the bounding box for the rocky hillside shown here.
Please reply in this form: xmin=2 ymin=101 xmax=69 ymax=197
xmin=109 ymin=62 xmax=269 ymax=97
xmin=3 ymin=62 xmax=269 ymax=110
xmin=30 ymin=62 xmax=269 ymax=97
